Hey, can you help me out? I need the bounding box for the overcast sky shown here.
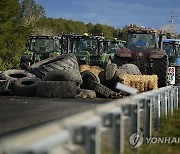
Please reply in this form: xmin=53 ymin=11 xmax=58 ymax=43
xmin=34 ymin=0 xmax=180 ymax=34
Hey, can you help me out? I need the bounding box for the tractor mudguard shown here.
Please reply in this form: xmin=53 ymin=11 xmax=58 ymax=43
xmin=116 ymin=48 xmax=132 ymax=58
xmin=150 ymin=49 xmax=165 ymax=59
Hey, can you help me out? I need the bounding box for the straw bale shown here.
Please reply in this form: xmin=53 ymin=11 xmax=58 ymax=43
xmin=80 ymin=65 xmax=104 ymax=76
xmin=118 ymin=74 xmax=158 ymax=93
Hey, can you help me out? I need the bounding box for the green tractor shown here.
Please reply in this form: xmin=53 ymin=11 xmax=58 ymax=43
xmin=20 ymin=36 xmax=61 ymax=69
xmin=61 ymin=34 xmax=111 ymax=67
xmin=102 ymin=39 xmax=125 ymax=63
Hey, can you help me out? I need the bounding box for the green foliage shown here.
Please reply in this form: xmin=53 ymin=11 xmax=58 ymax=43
xmin=33 ymin=18 xmax=120 ymax=39
xmin=20 ymin=0 xmax=45 ymax=26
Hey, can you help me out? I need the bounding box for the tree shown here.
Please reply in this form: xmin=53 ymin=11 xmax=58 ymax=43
xmin=0 ymin=0 xmax=30 ymax=70
xmin=20 ymin=0 xmax=45 ymax=27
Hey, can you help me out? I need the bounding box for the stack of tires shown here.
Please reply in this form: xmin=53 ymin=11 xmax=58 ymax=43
xmin=1 ymin=54 xmax=82 ymax=98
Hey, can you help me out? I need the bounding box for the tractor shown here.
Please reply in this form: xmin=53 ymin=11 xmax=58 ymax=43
xmin=102 ymin=39 xmax=125 ymax=63
xmin=20 ymin=35 xmax=61 ymax=69
xmin=163 ymin=39 xmax=180 ymax=84
xmin=114 ymin=26 xmax=169 ymax=87
xmin=60 ymin=33 xmax=111 ymax=67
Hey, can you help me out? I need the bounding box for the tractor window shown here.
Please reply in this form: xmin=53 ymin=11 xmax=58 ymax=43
xmin=106 ymin=42 xmax=117 ymax=54
xmin=127 ymin=33 xmax=156 ymax=51
xmin=30 ymin=39 xmax=54 ymax=53
xmin=75 ymin=39 xmax=98 ymax=55
xmin=163 ymin=42 xmax=177 ymax=57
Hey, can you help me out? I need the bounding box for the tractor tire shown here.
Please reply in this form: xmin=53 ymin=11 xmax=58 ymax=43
xmin=36 ymin=81 xmax=77 ymax=98
xmin=80 ymin=70 xmax=100 ymax=89
xmin=88 ymin=80 xmax=121 ymax=98
xmin=30 ymin=54 xmax=81 ymax=80
xmin=119 ymin=64 xmax=142 ymax=75
xmin=152 ymin=55 xmax=169 ymax=87
xmin=43 ymin=70 xmax=82 ymax=85
xmin=30 ymin=53 xmax=79 ymax=69
xmin=2 ymin=69 xmax=35 ymax=81
xmin=11 ymin=77 xmax=39 ymax=97
xmin=175 ymin=67 xmax=180 ymax=84
xmin=105 ymin=63 xmax=118 ymax=81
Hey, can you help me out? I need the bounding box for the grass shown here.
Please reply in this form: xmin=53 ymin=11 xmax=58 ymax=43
xmin=127 ymin=108 xmax=180 ymax=154
xmin=102 ymin=108 xmax=180 ymax=154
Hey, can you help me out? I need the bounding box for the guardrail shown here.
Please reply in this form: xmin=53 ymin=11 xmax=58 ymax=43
xmin=0 ymin=85 xmax=179 ymax=154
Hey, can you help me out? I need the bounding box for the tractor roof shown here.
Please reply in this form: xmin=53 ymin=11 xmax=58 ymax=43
xmin=64 ymin=34 xmax=103 ymax=40
xmin=29 ymin=36 xmax=61 ymax=39
xmin=163 ymin=39 xmax=180 ymax=44
xmin=128 ymin=27 xmax=158 ymax=34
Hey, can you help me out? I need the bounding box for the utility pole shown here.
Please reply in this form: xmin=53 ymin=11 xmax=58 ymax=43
xmin=169 ymin=10 xmax=178 ymax=33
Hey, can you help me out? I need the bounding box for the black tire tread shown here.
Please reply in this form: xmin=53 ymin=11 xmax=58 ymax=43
xmin=36 ymin=81 xmax=77 ymax=98
xmin=153 ymin=55 xmax=168 ymax=87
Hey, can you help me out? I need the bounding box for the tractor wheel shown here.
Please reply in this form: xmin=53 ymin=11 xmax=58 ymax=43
xmin=114 ymin=54 xmax=129 ymax=66
xmin=2 ymin=69 xmax=35 ymax=81
xmin=175 ymin=67 xmax=180 ymax=84
xmin=81 ymin=70 xmax=100 ymax=83
xmin=119 ymin=64 xmax=141 ymax=75
xmin=105 ymin=63 xmax=117 ymax=81
xmin=43 ymin=70 xmax=82 ymax=85
xmin=36 ymin=81 xmax=77 ymax=98
xmin=11 ymin=77 xmax=39 ymax=97
xmin=30 ymin=53 xmax=79 ymax=69
xmin=30 ymin=54 xmax=81 ymax=82
xmin=152 ymin=55 xmax=168 ymax=87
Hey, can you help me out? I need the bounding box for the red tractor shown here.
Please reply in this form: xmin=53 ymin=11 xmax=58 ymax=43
xmin=114 ymin=26 xmax=169 ymax=87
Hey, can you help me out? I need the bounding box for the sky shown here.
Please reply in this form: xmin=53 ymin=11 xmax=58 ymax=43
xmin=34 ymin=0 xmax=180 ymax=34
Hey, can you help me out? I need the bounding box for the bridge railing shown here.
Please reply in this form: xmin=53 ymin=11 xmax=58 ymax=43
xmin=0 ymin=85 xmax=179 ymax=154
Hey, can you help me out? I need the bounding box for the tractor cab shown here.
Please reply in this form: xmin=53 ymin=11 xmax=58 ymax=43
xmin=20 ymin=36 xmax=61 ymax=69
xmin=163 ymin=39 xmax=180 ymax=65
xmin=61 ymin=34 xmax=107 ymax=66
xmin=102 ymin=39 xmax=125 ymax=62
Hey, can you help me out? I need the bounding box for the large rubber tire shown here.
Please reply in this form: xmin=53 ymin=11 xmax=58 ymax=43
xmin=88 ymin=80 xmax=121 ymax=98
xmin=119 ymin=64 xmax=142 ymax=75
xmin=105 ymin=63 xmax=117 ymax=81
xmin=80 ymin=70 xmax=100 ymax=89
xmin=175 ymin=67 xmax=180 ymax=84
xmin=11 ymin=77 xmax=39 ymax=97
xmin=2 ymin=69 xmax=35 ymax=81
xmin=36 ymin=81 xmax=77 ymax=98
xmin=43 ymin=70 xmax=82 ymax=85
xmin=152 ymin=55 xmax=169 ymax=87
xmin=30 ymin=53 xmax=79 ymax=69
xmin=30 ymin=54 xmax=81 ymax=81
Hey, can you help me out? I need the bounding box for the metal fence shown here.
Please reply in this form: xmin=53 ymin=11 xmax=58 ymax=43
xmin=0 ymin=85 xmax=179 ymax=154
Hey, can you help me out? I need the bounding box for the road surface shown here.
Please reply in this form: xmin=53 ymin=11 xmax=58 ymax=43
xmin=0 ymin=96 xmax=111 ymax=135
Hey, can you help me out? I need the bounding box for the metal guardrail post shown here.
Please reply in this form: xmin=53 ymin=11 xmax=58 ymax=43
xmin=161 ymin=90 xmax=168 ymax=116
xmin=167 ymin=88 xmax=174 ymax=114
xmin=170 ymin=88 xmax=174 ymax=114
xmin=131 ymin=103 xmax=140 ymax=134
xmin=72 ymin=117 xmax=100 ymax=154
xmin=101 ymin=108 xmax=124 ymax=154
xmin=119 ymin=111 xmax=125 ymax=154
xmin=154 ymin=94 xmax=161 ymax=129
xmin=144 ymin=98 xmax=152 ymax=138
xmin=173 ymin=87 xmax=179 ymax=110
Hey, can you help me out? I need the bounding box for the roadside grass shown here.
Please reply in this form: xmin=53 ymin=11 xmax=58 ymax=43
xmin=102 ymin=108 xmax=180 ymax=154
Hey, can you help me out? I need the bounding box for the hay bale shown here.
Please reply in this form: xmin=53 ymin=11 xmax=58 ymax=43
xmin=80 ymin=65 xmax=104 ymax=76
xmin=118 ymin=74 xmax=158 ymax=93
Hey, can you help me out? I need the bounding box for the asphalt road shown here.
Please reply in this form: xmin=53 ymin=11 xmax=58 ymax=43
xmin=0 ymin=96 xmax=111 ymax=135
